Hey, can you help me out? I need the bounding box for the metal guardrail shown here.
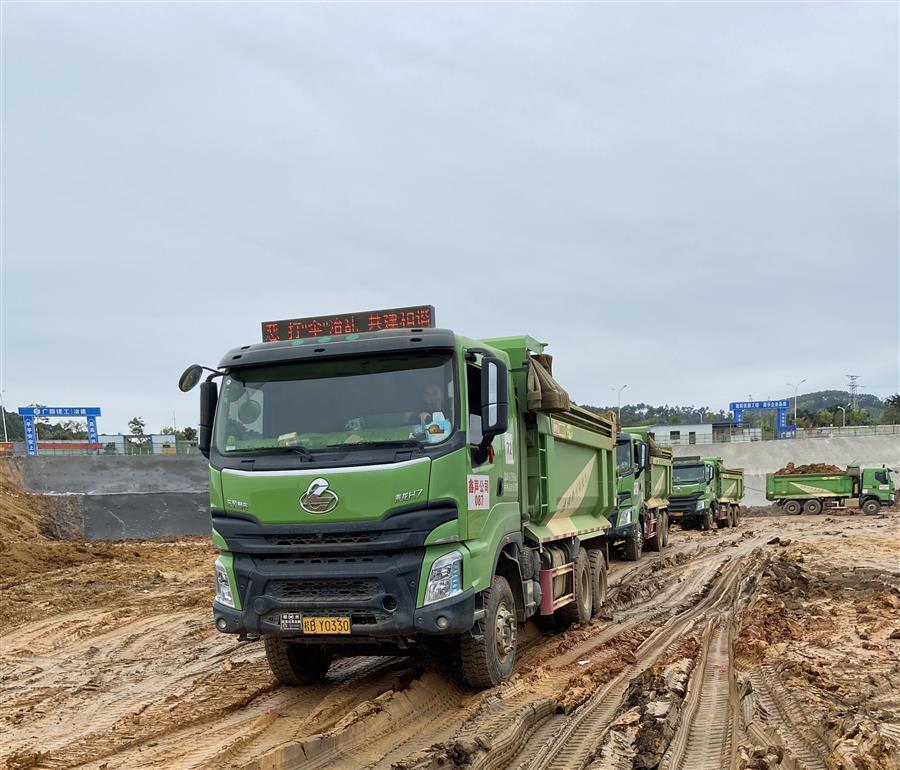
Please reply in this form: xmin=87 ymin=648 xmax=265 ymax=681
xmin=1 ymin=441 xmax=201 ymax=456
xmin=654 ymin=424 xmax=900 ymax=446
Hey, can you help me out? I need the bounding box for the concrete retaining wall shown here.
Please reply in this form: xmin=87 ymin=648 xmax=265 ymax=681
xmin=10 ymin=436 xmax=898 ymax=537
xmin=672 ymin=435 xmax=900 ymax=506
xmin=12 ymin=456 xmax=211 ymax=541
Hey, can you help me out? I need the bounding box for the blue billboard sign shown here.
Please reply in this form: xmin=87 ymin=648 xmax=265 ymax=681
xmin=18 ymin=407 xmax=101 ymax=418
xmin=17 ymin=406 xmax=102 ymax=456
xmin=729 ymin=399 xmax=794 ymax=439
xmin=728 ymin=400 xmax=789 ymax=411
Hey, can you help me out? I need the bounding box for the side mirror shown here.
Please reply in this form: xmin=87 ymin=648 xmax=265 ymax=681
xmin=198 ymin=381 xmax=218 ymax=457
xmin=178 ymin=364 xmax=204 ymax=392
xmin=640 ymin=443 xmax=650 ymax=470
xmin=479 ymin=356 xmax=509 ymax=447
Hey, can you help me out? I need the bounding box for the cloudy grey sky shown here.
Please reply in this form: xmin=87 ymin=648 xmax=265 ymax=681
xmin=2 ymin=2 xmax=897 ymax=434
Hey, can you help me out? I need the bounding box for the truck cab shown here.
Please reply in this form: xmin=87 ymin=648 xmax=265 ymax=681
xmin=609 ymin=431 xmax=670 ymax=560
xmin=669 ymin=456 xmax=742 ymax=530
xmin=180 ymin=320 xmax=617 ymax=690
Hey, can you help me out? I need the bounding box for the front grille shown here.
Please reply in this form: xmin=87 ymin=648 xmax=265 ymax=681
xmin=264 ymin=533 xmax=377 ymax=547
xmin=668 ymin=494 xmax=700 ymax=513
xmin=269 ymin=578 xmax=382 ymax=602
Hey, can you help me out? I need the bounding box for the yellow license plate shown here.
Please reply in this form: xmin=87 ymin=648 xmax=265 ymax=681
xmin=302 ymin=616 xmax=351 ymax=635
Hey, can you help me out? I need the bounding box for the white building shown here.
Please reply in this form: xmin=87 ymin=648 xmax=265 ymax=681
xmin=648 ymin=421 xmax=761 ymax=446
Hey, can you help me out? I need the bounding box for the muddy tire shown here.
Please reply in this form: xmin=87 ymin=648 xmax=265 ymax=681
xmin=783 ymin=500 xmax=802 ymax=515
xmin=803 ymin=498 xmax=823 ymax=515
xmin=646 ymin=512 xmax=663 ymax=552
xmin=558 ymin=548 xmax=592 ymax=625
xmin=862 ymin=498 xmax=881 ymax=516
xmin=732 ymin=505 xmax=740 ymax=526
xmin=587 ymin=548 xmax=607 ymax=618
xmin=700 ymin=508 xmax=714 ymax=531
xmin=460 ymin=575 xmax=518 ymax=689
xmin=716 ymin=507 xmax=729 ymax=529
xmin=622 ymin=523 xmax=643 ymax=561
xmin=264 ymin=637 xmax=332 ymax=685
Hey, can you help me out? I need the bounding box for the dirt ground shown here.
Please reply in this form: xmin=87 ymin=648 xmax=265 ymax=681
xmin=2 ymin=462 xmax=898 ymax=770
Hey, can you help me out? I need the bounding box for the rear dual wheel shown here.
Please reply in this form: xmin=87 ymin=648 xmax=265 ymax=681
xmin=783 ymin=500 xmax=802 ymax=515
xmin=558 ymin=548 xmax=592 ymax=625
xmin=646 ymin=511 xmax=668 ymax=551
xmin=587 ymin=548 xmax=607 ymax=617
xmin=803 ymin=499 xmax=823 ymax=515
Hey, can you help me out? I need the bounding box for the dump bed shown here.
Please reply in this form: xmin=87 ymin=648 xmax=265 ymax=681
xmin=719 ymin=468 xmax=744 ymax=504
xmin=647 ymin=438 xmax=673 ymax=510
xmin=524 ymin=407 xmax=617 ymax=544
xmin=765 ymin=471 xmax=857 ymax=501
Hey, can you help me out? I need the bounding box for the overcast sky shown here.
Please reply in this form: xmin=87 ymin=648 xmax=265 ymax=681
xmin=2 ymin=2 xmax=897 ymax=434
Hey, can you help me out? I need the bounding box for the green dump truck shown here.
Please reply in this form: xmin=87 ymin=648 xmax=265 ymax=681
xmin=766 ymin=465 xmax=895 ymax=515
xmin=668 ymin=456 xmax=744 ymax=530
xmin=179 ymin=319 xmax=618 ymax=689
xmin=608 ymin=428 xmax=673 ymax=560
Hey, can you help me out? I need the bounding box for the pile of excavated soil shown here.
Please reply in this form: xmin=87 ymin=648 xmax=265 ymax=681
xmin=0 ymin=460 xmax=127 ymax=585
xmin=735 ymin=539 xmax=900 ymax=769
xmin=774 ymin=462 xmax=843 ymax=475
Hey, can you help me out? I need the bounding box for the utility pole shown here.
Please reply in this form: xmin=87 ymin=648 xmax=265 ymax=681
xmin=787 ymin=379 xmax=806 ymax=425
xmin=0 ymin=390 xmax=8 ymax=444
xmin=837 ymin=405 xmax=847 ymax=428
xmin=846 ymin=375 xmax=860 ymax=411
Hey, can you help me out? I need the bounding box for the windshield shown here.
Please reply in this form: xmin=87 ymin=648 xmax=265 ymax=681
xmin=674 ymin=465 xmax=704 ymax=485
xmin=214 ymin=353 xmax=456 ymax=454
xmin=615 ymin=441 xmax=632 ymax=476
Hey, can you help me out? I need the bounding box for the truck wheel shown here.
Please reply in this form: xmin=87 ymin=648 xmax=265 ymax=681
xmin=700 ymin=508 xmax=714 ymax=531
xmin=717 ymin=506 xmax=731 ymax=529
xmin=803 ymin=499 xmax=823 ymax=515
xmin=587 ymin=549 xmax=607 ymax=617
xmin=862 ymin=499 xmax=881 ymax=516
xmin=623 ymin=523 xmax=643 ymax=561
xmin=264 ymin=637 xmax=332 ymax=685
xmin=558 ymin=548 xmax=593 ymax=624
xmin=732 ymin=505 xmax=741 ymax=526
xmin=660 ymin=512 xmax=669 ymax=548
xmin=646 ymin=512 xmax=662 ymax=552
xmin=783 ymin=500 xmax=802 ymax=515
xmin=460 ymin=575 xmax=518 ymax=689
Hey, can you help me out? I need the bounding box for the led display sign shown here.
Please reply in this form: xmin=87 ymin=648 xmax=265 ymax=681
xmin=262 ymin=305 xmax=435 ymax=342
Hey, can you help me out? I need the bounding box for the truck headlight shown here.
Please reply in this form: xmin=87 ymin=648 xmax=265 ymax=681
xmin=618 ymin=508 xmax=631 ymax=525
xmin=215 ymin=560 xmax=235 ymax=608
xmin=695 ymin=500 xmax=706 ymax=511
xmin=424 ymin=551 xmax=463 ymax=605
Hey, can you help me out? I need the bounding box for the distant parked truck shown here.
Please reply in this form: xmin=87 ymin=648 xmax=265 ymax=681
xmin=608 ymin=428 xmax=673 ymax=560
xmin=668 ymin=456 xmax=744 ymax=530
xmin=766 ymin=465 xmax=895 ymax=515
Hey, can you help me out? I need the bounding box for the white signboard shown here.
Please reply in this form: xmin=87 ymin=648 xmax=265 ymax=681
xmin=467 ymin=474 xmax=490 ymax=510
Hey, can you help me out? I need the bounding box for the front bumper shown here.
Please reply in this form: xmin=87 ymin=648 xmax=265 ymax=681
xmin=605 ymin=521 xmax=638 ymax=542
xmin=213 ymin=587 xmax=477 ymax=641
xmin=210 ymin=504 xmax=475 ymax=643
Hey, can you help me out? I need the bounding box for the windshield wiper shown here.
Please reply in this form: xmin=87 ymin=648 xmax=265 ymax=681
xmin=326 ymin=440 xmax=422 ymax=450
xmin=239 ymin=446 xmax=311 ymax=457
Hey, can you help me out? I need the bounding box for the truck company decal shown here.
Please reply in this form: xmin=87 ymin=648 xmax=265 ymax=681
xmin=504 ymin=433 xmax=514 ymax=465
xmin=467 ymin=475 xmax=490 ymax=510
xmin=299 ymin=478 xmax=340 ymax=514
xmin=556 ymin=456 xmax=596 ymax=516
xmin=551 ymin=420 xmax=574 ymax=440
xmin=790 ymin=482 xmax=837 ymax=497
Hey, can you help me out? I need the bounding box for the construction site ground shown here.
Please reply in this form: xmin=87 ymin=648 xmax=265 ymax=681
xmin=2 ymin=464 xmax=899 ymax=770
